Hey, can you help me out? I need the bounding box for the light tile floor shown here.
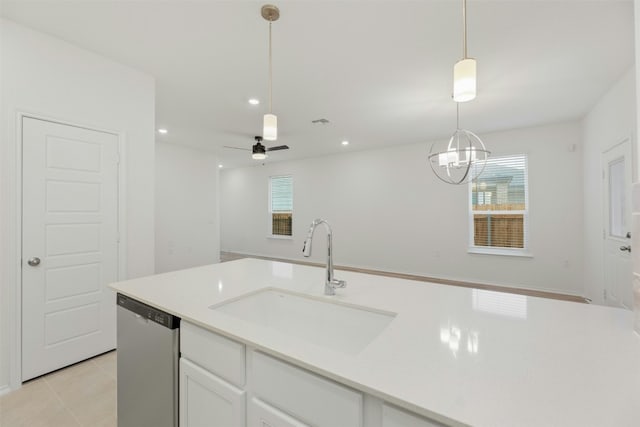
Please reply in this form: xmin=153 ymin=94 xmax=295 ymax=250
xmin=0 ymin=351 xmax=117 ymax=427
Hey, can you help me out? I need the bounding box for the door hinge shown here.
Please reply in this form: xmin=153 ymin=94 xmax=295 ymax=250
xmin=602 ymin=169 xmax=605 ymax=180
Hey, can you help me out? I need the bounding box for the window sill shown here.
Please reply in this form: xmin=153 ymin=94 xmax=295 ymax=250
xmin=267 ymin=235 xmax=293 ymax=240
xmin=468 ymin=247 xmax=533 ymax=258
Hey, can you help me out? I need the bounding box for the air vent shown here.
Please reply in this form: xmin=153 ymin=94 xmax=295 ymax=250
xmin=311 ymin=118 xmax=330 ymax=125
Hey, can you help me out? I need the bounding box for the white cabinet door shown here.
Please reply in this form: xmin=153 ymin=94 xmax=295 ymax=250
xmin=382 ymin=404 xmax=445 ymax=427
xmin=180 ymin=358 xmax=246 ymax=427
xmin=248 ymin=397 xmax=309 ymax=427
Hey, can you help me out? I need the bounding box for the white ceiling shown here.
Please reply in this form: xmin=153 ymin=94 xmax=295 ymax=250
xmin=1 ymin=0 xmax=634 ymax=168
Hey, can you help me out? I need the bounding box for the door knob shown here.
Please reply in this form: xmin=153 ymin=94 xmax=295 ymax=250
xmin=619 ymin=246 xmax=632 ymax=252
xmin=27 ymin=257 xmax=41 ymax=266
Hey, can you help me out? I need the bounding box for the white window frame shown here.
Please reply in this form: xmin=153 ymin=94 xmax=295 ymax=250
xmin=468 ymin=154 xmax=531 ymax=257
xmin=268 ymin=175 xmax=293 ymax=239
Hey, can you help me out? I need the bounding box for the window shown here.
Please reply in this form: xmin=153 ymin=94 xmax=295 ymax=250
xmin=269 ymin=175 xmax=293 ymax=237
xmin=469 ymin=154 xmax=528 ymax=254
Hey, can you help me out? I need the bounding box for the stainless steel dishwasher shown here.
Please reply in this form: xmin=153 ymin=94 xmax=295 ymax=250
xmin=117 ymin=293 xmax=180 ymax=427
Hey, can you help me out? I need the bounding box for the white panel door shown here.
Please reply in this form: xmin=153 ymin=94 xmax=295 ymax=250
xmin=603 ymin=138 xmax=633 ymax=309
xmin=22 ymin=117 xmax=119 ymax=381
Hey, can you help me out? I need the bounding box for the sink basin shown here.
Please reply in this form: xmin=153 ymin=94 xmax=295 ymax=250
xmin=209 ymin=288 xmax=396 ymax=355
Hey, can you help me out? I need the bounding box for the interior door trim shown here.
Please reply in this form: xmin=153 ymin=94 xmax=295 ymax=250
xmin=7 ymin=111 xmax=128 ymax=391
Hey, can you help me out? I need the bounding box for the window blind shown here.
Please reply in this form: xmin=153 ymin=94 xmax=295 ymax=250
xmin=270 ymin=175 xmax=293 ymax=212
xmin=470 ymin=155 xmax=528 ymax=251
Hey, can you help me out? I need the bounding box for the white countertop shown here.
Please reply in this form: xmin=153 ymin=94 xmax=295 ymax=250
xmin=110 ymin=258 xmax=640 ymax=427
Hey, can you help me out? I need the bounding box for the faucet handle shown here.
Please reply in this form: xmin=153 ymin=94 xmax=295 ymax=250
xmin=302 ymin=239 xmax=312 ymax=257
xmin=331 ymin=279 xmax=347 ymax=289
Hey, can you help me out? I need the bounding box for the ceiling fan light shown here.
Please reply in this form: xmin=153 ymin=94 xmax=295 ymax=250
xmin=263 ymin=113 xmax=277 ymax=141
xmin=453 ymin=58 xmax=476 ymax=102
xmin=252 ymin=139 xmax=268 ymax=160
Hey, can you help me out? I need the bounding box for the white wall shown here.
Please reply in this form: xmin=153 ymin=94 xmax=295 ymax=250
xmin=636 ymin=1 xmax=640 ymax=179
xmin=633 ymin=0 xmax=640 ymax=331
xmin=155 ymin=142 xmax=220 ymax=273
xmin=0 ymin=19 xmax=155 ymax=391
xmin=221 ymin=122 xmax=584 ymax=295
xmin=582 ymin=68 xmax=637 ymax=305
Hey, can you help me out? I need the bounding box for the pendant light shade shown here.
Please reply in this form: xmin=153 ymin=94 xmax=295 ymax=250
xmin=262 ymin=4 xmax=280 ymax=141
xmin=263 ymin=113 xmax=277 ymax=141
xmin=453 ymin=58 xmax=476 ymax=102
xmin=453 ymin=0 xmax=476 ymax=103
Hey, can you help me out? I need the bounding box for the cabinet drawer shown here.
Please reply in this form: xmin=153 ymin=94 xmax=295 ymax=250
xmin=252 ymin=351 xmax=363 ymax=427
xmin=181 ymin=321 xmax=245 ymax=387
xmin=248 ymin=397 xmax=310 ymax=427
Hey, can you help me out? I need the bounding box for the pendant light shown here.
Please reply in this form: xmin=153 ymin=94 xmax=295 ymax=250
xmin=453 ymin=0 xmax=476 ymax=102
xmin=262 ymin=4 xmax=279 ymax=141
xmin=428 ymin=104 xmax=489 ymax=185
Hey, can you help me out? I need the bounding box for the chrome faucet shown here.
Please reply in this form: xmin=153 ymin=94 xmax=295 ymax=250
xmin=302 ymin=219 xmax=346 ymax=296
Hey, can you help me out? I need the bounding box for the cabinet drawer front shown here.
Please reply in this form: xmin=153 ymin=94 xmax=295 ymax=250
xmin=248 ymin=397 xmax=310 ymax=427
xmin=382 ymin=404 xmax=446 ymax=427
xmin=181 ymin=321 xmax=245 ymax=387
xmin=252 ymin=351 xmax=363 ymax=427
xmin=180 ymin=358 xmax=245 ymax=427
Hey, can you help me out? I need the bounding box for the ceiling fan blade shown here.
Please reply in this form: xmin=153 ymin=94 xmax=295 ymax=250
xmin=223 ymin=146 xmax=251 ymax=151
xmin=266 ymin=145 xmax=289 ymax=152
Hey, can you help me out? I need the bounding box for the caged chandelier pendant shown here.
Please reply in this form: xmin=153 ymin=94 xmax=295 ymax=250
xmin=428 ymin=104 xmax=489 ymax=185
xmin=428 ymin=0 xmax=488 ymax=185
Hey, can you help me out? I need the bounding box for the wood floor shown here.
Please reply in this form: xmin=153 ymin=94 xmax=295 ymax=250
xmin=220 ymin=251 xmax=589 ymax=303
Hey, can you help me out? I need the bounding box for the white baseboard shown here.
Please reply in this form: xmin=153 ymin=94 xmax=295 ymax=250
xmin=0 ymin=384 xmax=12 ymax=396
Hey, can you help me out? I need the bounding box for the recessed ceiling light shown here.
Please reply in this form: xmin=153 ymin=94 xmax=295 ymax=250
xmin=248 ymin=98 xmax=260 ymax=105
xmin=218 ymin=164 xmax=223 ymax=168
xmin=158 ymin=128 xmax=168 ymax=134
xmin=341 ymin=140 xmax=349 ymax=146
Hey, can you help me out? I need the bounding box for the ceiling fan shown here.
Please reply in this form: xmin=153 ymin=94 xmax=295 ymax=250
xmin=224 ymin=136 xmax=289 ymax=160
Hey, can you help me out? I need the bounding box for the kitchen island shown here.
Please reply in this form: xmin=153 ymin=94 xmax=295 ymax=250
xmin=110 ymin=258 xmax=640 ymax=426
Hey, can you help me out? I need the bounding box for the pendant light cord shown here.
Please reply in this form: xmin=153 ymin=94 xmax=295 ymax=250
xmin=268 ymin=20 xmax=273 ymax=113
xmin=456 ymin=103 xmax=460 ymax=130
xmin=462 ymin=0 xmax=467 ymax=59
